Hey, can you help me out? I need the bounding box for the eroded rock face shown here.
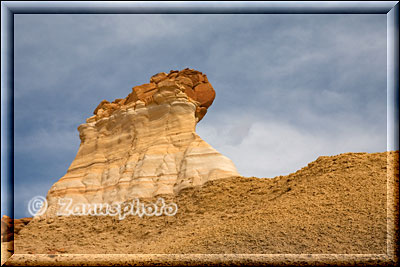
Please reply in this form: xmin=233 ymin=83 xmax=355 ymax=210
xmin=90 ymin=69 xmax=216 ymax=123
xmin=44 ymin=69 xmax=239 ymax=216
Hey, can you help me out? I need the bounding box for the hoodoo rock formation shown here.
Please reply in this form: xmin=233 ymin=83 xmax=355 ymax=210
xmin=44 ymin=69 xmax=239 ymax=215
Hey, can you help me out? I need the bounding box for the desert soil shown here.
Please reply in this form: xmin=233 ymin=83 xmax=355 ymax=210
xmin=13 ymin=151 xmax=398 ymax=254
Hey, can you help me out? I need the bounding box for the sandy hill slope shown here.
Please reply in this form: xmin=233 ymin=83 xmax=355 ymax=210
xmin=13 ymin=151 xmax=398 ymax=254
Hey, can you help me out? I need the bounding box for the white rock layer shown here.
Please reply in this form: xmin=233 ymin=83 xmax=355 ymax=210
xmin=43 ymin=79 xmax=239 ymax=216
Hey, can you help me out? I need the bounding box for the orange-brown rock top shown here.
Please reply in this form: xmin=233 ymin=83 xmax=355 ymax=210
xmin=90 ymin=68 xmax=215 ymax=123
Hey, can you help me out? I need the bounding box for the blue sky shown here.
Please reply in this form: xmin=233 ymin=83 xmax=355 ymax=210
xmin=9 ymin=14 xmax=388 ymax=218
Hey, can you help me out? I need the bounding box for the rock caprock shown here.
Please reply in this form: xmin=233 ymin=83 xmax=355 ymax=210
xmin=43 ymin=69 xmax=239 ymax=216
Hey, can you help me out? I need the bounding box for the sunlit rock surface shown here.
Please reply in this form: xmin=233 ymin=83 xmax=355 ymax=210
xmin=44 ymin=69 xmax=239 ymax=216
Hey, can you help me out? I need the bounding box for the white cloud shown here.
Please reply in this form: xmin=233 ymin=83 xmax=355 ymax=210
xmin=198 ymin=114 xmax=386 ymax=178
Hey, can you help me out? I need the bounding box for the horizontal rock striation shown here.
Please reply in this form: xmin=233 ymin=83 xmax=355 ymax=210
xmin=43 ymin=69 xmax=239 ymax=216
